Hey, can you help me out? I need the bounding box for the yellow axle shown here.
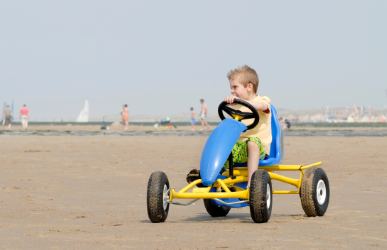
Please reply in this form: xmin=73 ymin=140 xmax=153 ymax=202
xmin=170 ymin=162 xmax=322 ymax=201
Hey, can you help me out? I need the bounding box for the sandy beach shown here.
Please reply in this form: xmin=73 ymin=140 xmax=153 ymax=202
xmin=1 ymin=132 xmax=387 ymax=249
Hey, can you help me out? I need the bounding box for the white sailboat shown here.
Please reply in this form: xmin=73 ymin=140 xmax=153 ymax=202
xmin=76 ymin=100 xmax=89 ymax=122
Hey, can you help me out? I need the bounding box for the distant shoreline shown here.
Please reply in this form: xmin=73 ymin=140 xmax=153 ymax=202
xmin=1 ymin=122 xmax=387 ymax=137
xmin=4 ymin=121 xmax=387 ymax=127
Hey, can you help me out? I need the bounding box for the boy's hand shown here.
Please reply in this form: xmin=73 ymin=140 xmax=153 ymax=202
xmin=224 ymin=95 xmax=239 ymax=104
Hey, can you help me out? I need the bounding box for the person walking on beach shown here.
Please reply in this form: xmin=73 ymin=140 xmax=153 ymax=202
xmin=19 ymin=104 xmax=29 ymax=129
xmin=190 ymin=107 xmax=197 ymax=131
xmin=121 ymin=104 xmax=129 ymax=130
xmin=199 ymin=98 xmax=210 ymax=130
xmin=2 ymin=104 xmax=12 ymax=129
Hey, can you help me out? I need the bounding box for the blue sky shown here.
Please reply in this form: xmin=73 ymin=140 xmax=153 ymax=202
xmin=0 ymin=0 xmax=386 ymax=120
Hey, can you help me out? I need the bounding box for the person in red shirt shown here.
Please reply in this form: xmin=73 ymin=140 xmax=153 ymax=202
xmin=19 ymin=104 xmax=30 ymax=129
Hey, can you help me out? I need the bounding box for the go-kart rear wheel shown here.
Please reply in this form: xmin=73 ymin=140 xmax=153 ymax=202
xmin=249 ymin=169 xmax=272 ymax=223
xmin=203 ymin=199 xmax=231 ymax=217
xmin=147 ymin=171 xmax=170 ymax=223
xmin=300 ymin=168 xmax=330 ymax=217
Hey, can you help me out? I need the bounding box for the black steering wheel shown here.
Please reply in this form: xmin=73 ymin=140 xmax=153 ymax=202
xmin=218 ymin=99 xmax=259 ymax=130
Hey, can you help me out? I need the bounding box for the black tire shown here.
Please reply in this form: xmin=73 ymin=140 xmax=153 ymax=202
xmin=300 ymin=168 xmax=330 ymax=217
xmin=203 ymin=199 xmax=231 ymax=217
xmin=147 ymin=171 xmax=170 ymax=223
xmin=249 ymin=169 xmax=272 ymax=223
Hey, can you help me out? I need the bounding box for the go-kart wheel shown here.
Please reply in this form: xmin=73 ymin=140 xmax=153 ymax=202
xmin=203 ymin=199 xmax=231 ymax=217
xmin=300 ymin=168 xmax=330 ymax=217
xmin=249 ymin=169 xmax=272 ymax=223
xmin=147 ymin=171 xmax=170 ymax=223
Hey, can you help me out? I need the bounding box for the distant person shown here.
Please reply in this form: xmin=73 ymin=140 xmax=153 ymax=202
xmin=279 ymin=117 xmax=287 ymax=130
xmin=199 ymin=98 xmax=210 ymax=130
xmin=19 ymin=104 xmax=29 ymax=129
xmin=2 ymin=104 xmax=12 ymax=129
xmin=279 ymin=117 xmax=291 ymax=130
xmin=121 ymin=104 xmax=129 ymax=130
xmin=190 ymin=107 xmax=197 ymax=131
xmin=155 ymin=116 xmax=177 ymax=129
xmin=284 ymin=118 xmax=291 ymax=129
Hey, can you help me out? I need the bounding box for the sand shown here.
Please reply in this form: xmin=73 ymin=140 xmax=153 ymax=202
xmin=1 ymin=133 xmax=387 ymax=249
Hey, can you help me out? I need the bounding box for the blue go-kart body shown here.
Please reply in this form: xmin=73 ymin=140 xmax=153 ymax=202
xmin=200 ymin=105 xmax=282 ymax=208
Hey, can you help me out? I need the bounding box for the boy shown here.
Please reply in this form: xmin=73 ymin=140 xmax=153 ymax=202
xmin=224 ymin=65 xmax=272 ymax=187
xmin=190 ymin=107 xmax=197 ymax=131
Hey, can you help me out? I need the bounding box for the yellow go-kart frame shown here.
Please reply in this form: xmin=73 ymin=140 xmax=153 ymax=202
xmin=147 ymin=160 xmax=329 ymax=224
xmin=171 ymin=162 xmax=322 ymax=201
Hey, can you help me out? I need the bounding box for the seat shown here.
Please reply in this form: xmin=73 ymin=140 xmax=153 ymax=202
xmin=258 ymin=105 xmax=282 ymax=166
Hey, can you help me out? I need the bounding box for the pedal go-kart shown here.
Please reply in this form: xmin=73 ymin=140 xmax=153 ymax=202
xmin=147 ymin=99 xmax=329 ymax=223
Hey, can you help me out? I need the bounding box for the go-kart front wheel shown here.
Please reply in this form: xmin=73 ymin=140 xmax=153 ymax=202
xmin=300 ymin=168 xmax=330 ymax=217
xmin=147 ymin=171 xmax=170 ymax=223
xmin=203 ymin=199 xmax=231 ymax=217
xmin=249 ymin=169 xmax=273 ymax=223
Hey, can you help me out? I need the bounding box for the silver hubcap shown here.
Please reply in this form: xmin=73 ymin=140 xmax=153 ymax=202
xmin=266 ymin=183 xmax=271 ymax=209
xmin=316 ymin=179 xmax=327 ymax=205
xmin=162 ymin=184 xmax=169 ymax=210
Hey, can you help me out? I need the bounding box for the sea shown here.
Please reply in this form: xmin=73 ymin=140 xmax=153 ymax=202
xmin=1 ymin=122 xmax=387 ymax=137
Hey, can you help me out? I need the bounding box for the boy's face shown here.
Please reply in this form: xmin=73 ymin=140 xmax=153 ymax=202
xmin=229 ymin=75 xmax=253 ymax=100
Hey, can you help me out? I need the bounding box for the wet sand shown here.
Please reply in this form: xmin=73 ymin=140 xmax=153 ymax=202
xmin=0 ymin=135 xmax=387 ymax=249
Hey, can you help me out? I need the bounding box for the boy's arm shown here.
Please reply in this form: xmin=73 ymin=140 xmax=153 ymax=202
xmin=253 ymin=101 xmax=270 ymax=113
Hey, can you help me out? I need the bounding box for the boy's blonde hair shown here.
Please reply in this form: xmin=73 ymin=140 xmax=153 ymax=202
xmin=227 ymin=65 xmax=259 ymax=93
